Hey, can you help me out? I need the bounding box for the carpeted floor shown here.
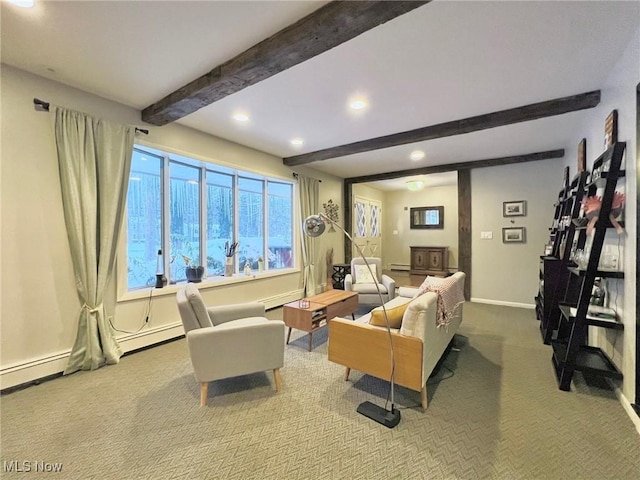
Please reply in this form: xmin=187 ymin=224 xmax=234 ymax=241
xmin=1 ymin=302 xmax=639 ymax=479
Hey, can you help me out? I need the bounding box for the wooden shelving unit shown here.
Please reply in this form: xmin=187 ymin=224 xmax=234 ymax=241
xmin=536 ymin=168 xmax=588 ymax=344
xmin=551 ymin=142 xmax=626 ymax=391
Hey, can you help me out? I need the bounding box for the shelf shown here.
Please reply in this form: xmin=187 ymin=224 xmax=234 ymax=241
xmin=311 ymin=318 xmax=327 ymax=329
xmin=551 ymin=341 xmax=623 ymax=380
xmin=572 ymin=219 xmax=624 ymax=230
xmin=586 ymin=170 xmax=625 ymax=189
xmin=558 ymin=304 xmax=623 ymax=330
xmin=567 ymin=267 xmax=624 ymax=279
xmin=539 ymin=322 xmax=548 ymax=342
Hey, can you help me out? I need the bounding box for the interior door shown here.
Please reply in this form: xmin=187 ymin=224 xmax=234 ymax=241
xmin=352 ymin=196 xmax=382 ymax=259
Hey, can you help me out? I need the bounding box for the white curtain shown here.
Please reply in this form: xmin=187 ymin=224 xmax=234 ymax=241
xmin=52 ymin=107 xmax=135 ymax=374
xmin=298 ymin=175 xmax=320 ymax=296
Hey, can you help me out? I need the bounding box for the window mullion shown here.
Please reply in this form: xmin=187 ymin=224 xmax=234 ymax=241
xmin=233 ymin=173 xmax=239 ymax=274
xmin=199 ymin=165 xmax=206 ymax=274
xmin=162 ymin=155 xmax=171 ymax=276
xmin=263 ymin=180 xmax=268 ymax=271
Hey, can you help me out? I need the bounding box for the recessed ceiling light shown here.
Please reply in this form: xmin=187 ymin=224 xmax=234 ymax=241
xmin=232 ymin=112 xmax=250 ymax=122
xmin=410 ymin=150 xmax=425 ymax=161
xmin=290 ymin=138 xmax=304 ymax=147
xmin=349 ymin=99 xmax=368 ymax=110
xmin=8 ymin=0 xmax=35 ymax=7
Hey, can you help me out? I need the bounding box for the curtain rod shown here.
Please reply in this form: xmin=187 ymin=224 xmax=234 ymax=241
xmin=292 ymin=172 xmax=321 ymax=183
xmin=33 ymin=98 xmax=149 ymax=135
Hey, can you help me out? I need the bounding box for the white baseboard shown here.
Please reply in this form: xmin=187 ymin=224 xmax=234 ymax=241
xmin=471 ymin=298 xmax=535 ymax=309
xmin=614 ymin=387 xmax=640 ymax=435
xmin=1 ymin=289 xmax=304 ymax=391
xmin=0 ymin=351 xmax=71 ymax=390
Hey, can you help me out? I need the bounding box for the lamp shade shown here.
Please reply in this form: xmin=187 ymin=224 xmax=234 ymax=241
xmin=303 ymin=214 xmax=326 ymax=237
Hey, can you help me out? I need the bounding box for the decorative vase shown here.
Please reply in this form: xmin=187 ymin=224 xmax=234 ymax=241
xmin=224 ymin=257 xmax=234 ymax=277
xmin=186 ymin=266 xmax=204 ymax=283
xmin=258 ymin=259 xmax=264 ymax=273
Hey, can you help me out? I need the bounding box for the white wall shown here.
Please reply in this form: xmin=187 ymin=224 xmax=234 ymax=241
xmin=383 ymin=184 xmax=459 ymax=271
xmin=0 ymin=65 xmax=343 ymax=388
xmin=471 ymin=159 xmax=564 ymax=307
xmin=563 ymin=26 xmax=639 ymax=405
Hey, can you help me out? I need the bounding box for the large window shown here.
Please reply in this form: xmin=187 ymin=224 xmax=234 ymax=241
xmin=127 ymin=150 xmax=162 ymax=290
xmin=126 ymin=146 xmax=294 ymax=290
xmin=170 ymin=162 xmax=201 ymax=283
xmin=268 ymin=181 xmax=293 ymax=269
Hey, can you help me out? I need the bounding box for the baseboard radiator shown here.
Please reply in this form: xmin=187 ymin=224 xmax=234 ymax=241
xmin=389 ymin=263 xmax=410 ymax=271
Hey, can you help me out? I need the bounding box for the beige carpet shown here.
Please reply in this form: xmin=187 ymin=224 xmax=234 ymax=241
xmin=1 ymin=302 xmax=639 ymax=479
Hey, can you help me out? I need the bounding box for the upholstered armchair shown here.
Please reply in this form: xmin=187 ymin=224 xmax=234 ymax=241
xmin=176 ymin=284 xmax=285 ymax=406
xmin=344 ymin=257 xmax=396 ymax=306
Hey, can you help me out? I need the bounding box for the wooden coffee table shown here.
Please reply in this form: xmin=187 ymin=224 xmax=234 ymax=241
xmin=283 ymin=290 xmax=358 ymax=351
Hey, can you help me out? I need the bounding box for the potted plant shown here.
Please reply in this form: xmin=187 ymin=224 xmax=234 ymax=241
xmin=182 ymin=254 xmax=204 ymax=283
xmin=224 ymin=241 xmax=238 ymax=277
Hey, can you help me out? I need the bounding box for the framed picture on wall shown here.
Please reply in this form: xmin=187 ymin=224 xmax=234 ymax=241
xmin=604 ymin=109 xmax=618 ymax=148
xmin=503 ymin=200 xmax=526 ymax=217
xmin=502 ymin=227 xmax=526 ymax=243
xmin=577 ymin=138 xmax=586 ymax=173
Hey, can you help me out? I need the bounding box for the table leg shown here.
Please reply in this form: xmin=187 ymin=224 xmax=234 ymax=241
xmin=308 ymin=333 xmax=312 ymax=352
xmin=286 ymin=327 xmax=292 ymax=345
xmin=351 ymin=313 xmax=355 ymax=320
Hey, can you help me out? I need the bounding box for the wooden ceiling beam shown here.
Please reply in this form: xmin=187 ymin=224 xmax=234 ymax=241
xmin=141 ymin=1 xmax=429 ymax=126
xmin=283 ymin=91 xmax=599 ymax=166
xmin=346 ymin=149 xmax=565 ymax=184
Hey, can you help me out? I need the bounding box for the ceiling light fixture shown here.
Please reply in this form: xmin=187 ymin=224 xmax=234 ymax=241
xmin=349 ymin=99 xmax=368 ymax=111
xmin=406 ymin=180 xmax=424 ymax=192
xmin=410 ymin=150 xmax=425 ymax=161
xmin=232 ymin=112 xmax=249 ymax=122
xmin=290 ymin=138 xmax=304 ymax=147
xmin=8 ymin=0 xmax=34 ymax=7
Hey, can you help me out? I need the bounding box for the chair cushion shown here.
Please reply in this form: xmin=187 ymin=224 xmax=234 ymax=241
xmin=354 ymin=263 xmax=377 ymax=284
xmin=369 ymin=302 xmax=407 ymax=329
xmin=184 ymin=283 xmax=213 ymax=328
xmin=352 ymin=283 xmax=388 ymax=295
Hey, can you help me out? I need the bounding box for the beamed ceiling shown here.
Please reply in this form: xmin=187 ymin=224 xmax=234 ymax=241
xmin=2 ymin=1 xmax=639 ymax=190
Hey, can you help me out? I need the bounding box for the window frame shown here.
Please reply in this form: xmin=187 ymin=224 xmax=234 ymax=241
xmin=121 ymin=144 xmax=297 ymax=295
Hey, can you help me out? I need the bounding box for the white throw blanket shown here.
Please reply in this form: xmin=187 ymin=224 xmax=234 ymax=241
xmin=414 ymin=275 xmax=465 ymax=329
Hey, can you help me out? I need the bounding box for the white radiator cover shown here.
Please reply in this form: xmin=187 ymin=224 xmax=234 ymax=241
xmin=389 ymin=263 xmax=410 ymax=271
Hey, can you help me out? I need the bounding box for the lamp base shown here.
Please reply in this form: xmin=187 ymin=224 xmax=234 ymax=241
xmin=357 ymin=401 xmax=401 ymax=428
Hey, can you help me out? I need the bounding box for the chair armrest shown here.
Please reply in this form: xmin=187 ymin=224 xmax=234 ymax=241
xmin=207 ymin=302 xmax=266 ymax=325
xmin=398 ymin=286 xmax=419 ymax=298
xmin=344 ymin=274 xmax=353 ymax=291
xmin=381 ymin=275 xmax=396 ymax=300
xmin=187 ymin=320 xmax=284 ymax=382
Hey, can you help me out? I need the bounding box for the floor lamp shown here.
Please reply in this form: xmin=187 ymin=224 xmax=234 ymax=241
xmin=303 ymin=213 xmax=401 ymax=428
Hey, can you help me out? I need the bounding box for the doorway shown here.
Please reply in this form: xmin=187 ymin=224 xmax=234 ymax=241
xmin=352 ymin=195 xmax=382 ymax=258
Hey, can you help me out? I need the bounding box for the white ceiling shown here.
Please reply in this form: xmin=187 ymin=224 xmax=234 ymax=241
xmin=2 ymin=1 xmax=639 ymax=190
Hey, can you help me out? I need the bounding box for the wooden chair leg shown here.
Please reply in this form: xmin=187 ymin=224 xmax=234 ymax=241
xmin=421 ymin=384 xmax=428 ymax=411
xmin=344 ymin=367 xmax=351 ymax=381
xmin=273 ymin=368 xmax=282 ymax=392
xmin=200 ymin=382 xmax=208 ymax=407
